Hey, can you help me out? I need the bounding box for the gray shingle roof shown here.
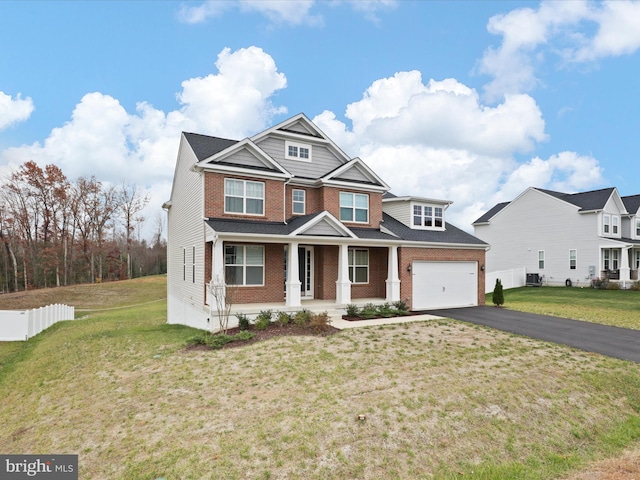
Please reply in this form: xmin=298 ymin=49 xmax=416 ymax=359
xmin=183 ymin=132 xmax=238 ymax=162
xmin=623 ymin=195 xmax=640 ymax=214
xmin=206 ymin=212 xmax=487 ymax=246
xmin=381 ymin=213 xmax=488 ymax=245
xmin=475 ymin=187 xmax=619 ymax=224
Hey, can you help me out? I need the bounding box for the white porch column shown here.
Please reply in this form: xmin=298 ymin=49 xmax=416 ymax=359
xmin=208 ymin=239 xmax=225 ymax=307
xmin=286 ymin=242 xmax=302 ymax=307
xmin=621 ymin=246 xmax=631 ymax=286
xmin=385 ymin=245 xmax=401 ymax=302
xmin=336 ymin=243 xmax=351 ymax=305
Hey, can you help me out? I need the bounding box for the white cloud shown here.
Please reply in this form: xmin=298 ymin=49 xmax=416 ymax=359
xmin=315 ymin=69 xmax=604 ymax=231
xmin=1 ymin=47 xmax=287 ymax=239
xmin=478 ymin=0 xmax=640 ymax=101
xmin=178 ymin=0 xmax=322 ymax=26
xmin=0 ymin=91 xmax=35 ymax=131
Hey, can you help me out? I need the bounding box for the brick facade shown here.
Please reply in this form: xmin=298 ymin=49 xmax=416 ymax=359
xmin=398 ymin=247 xmax=486 ymax=310
xmin=204 ymin=172 xmax=286 ymax=222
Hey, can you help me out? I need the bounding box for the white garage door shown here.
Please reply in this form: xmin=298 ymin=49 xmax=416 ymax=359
xmin=412 ymin=261 xmax=478 ymax=310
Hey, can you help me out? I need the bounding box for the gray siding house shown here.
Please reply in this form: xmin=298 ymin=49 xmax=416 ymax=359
xmin=474 ymin=187 xmax=640 ymax=288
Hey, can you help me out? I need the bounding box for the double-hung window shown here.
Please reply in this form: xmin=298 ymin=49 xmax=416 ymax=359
xmin=538 ymin=250 xmax=545 ymax=269
xmin=225 ymin=245 xmax=264 ymax=286
xmin=292 ymin=189 xmax=305 ymax=215
xmin=413 ymin=204 xmax=443 ymax=228
xmin=603 ymin=214 xmax=611 ymax=234
xmin=569 ymin=249 xmax=577 ymax=270
xmin=612 ymin=216 xmax=619 ymax=235
xmin=636 ymin=218 xmax=640 ymax=238
xmin=339 ymin=192 xmax=368 ymax=223
xmin=225 ymin=179 xmax=264 ymax=215
xmin=348 ymin=248 xmax=369 ymax=284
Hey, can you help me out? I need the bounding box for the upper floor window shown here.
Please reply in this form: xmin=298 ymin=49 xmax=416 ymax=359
xmin=636 ymin=218 xmax=640 ymax=237
xmin=538 ymin=250 xmax=545 ymax=269
xmin=339 ymin=192 xmax=368 ymax=223
xmin=285 ymin=141 xmax=311 ymax=162
xmin=413 ymin=204 xmax=444 ymax=229
xmin=612 ymin=216 xmax=619 ymax=235
xmin=603 ymin=214 xmax=610 ymax=234
xmin=292 ymin=189 xmax=306 ymax=215
xmin=225 ymin=178 xmax=264 ymax=215
xmin=225 ymin=244 xmax=264 ymax=286
xmin=569 ymin=249 xmax=577 ymax=270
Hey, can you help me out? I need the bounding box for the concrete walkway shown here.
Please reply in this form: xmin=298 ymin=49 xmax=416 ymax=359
xmin=422 ymin=306 xmax=640 ymax=363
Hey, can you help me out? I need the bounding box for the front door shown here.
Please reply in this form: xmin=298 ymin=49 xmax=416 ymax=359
xmin=298 ymin=246 xmax=314 ymax=298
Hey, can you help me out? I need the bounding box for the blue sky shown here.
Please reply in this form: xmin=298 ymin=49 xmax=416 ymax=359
xmin=2 ymin=0 xmax=640 ymax=237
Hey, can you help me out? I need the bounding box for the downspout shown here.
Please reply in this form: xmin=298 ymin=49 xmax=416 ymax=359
xmin=283 ymin=178 xmax=292 ymax=224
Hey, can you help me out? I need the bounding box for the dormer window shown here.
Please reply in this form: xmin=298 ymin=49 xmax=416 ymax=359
xmin=285 ymin=141 xmax=311 ymax=162
xmin=412 ymin=204 xmax=444 ymax=229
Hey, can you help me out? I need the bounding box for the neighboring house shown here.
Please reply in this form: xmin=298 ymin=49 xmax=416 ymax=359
xmin=473 ymin=187 xmax=640 ymax=288
xmin=164 ymin=113 xmax=488 ymax=331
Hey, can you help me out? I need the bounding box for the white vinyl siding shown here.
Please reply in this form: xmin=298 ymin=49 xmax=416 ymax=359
xmin=256 ymin=137 xmax=344 ymax=178
xmin=166 ymin=135 xmax=206 ymax=327
xmin=224 ymin=179 xmax=264 ymax=215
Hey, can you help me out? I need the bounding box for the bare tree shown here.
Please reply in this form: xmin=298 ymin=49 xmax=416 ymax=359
xmin=118 ymin=183 xmax=149 ymax=279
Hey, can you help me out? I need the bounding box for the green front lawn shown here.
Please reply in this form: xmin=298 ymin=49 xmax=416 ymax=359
xmin=487 ymin=286 xmax=640 ymax=329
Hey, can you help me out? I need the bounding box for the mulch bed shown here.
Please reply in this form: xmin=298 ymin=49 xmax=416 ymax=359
xmin=186 ymin=323 xmax=340 ymax=351
xmin=341 ymin=312 xmax=419 ymax=322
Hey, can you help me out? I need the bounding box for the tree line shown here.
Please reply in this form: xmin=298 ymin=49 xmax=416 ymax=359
xmin=0 ymin=160 xmax=167 ymax=293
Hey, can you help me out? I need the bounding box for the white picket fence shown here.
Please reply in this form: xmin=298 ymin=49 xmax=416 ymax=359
xmin=485 ymin=267 xmax=527 ymax=293
xmin=0 ymin=304 xmax=75 ymax=341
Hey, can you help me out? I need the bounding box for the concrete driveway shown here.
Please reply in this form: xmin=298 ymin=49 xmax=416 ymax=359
xmin=422 ymin=305 xmax=640 ymax=363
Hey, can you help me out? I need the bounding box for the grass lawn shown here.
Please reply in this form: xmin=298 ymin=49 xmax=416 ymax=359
xmin=489 ymin=286 xmax=640 ymax=330
xmin=1 ymin=277 xmax=640 ymax=478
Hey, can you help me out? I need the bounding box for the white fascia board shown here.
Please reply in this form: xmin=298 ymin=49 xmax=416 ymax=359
xmin=399 ymin=241 xmax=490 ymax=250
xmin=251 ymin=113 xmax=352 ymax=163
xmin=197 ymin=138 xmax=291 ymax=177
xmin=322 ymin=157 xmax=390 ymax=191
xmin=383 ymin=196 xmax=453 ymax=206
xmin=289 ymin=211 xmax=358 ymax=238
xmin=197 ymin=163 xmax=291 ymax=180
xmin=321 ymin=179 xmax=388 ymax=193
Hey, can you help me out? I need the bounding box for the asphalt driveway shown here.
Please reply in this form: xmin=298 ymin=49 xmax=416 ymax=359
xmin=422 ymin=305 xmax=640 ymax=363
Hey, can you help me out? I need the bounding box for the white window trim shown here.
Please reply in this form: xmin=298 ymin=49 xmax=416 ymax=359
xmin=635 ymin=218 xmax=640 ymax=238
xmin=603 ymin=214 xmax=611 ymax=234
xmin=224 ymin=244 xmax=265 ymax=287
xmin=569 ymin=249 xmax=577 ymax=270
xmin=348 ymin=248 xmax=369 ymax=284
xmin=411 ymin=202 xmax=445 ymax=230
xmin=538 ymin=250 xmax=545 ymax=270
xmin=612 ymin=215 xmax=619 ymax=235
xmin=224 ymin=178 xmax=265 ymax=216
xmin=285 ymin=140 xmax=312 ymax=162
xmin=292 ymin=189 xmax=306 ymax=215
xmin=339 ymin=192 xmax=369 ymax=224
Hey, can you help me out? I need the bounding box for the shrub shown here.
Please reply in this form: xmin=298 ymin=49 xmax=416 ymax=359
xmin=293 ymin=309 xmax=312 ymax=326
xmin=275 ymin=311 xmax=291 ymax=326
xmin=591 ymin=277 xmax=609 ymax=289
xmin=206 ymin=334 xmax=234 ymax=349
xmin=254 ymin=310 xmax=273 ymax=331
xmin=376 ymin=303 xmax=395 ymax=318
xmin=360 ymin=303 xmax=378 ymax=319
xmin=345 ymin=304 xmax=360 ymax=317
xmin=234 ymin=330 xmax=255 ymax=342
xmin=236 ymin=313 xmax=250 ymax=331
xmin=606 ymin=281 xmax=621 ymax=290
xmin=492 ymin=278 xmax=504 ymax=306
xmin=309 ymin=311 xmax=332 ymax=332
xmin=185 ymin=334 xmax=209 ymax=346
xmin=393 ymin=299 xmax=409 ymax=312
